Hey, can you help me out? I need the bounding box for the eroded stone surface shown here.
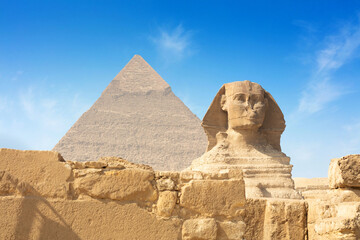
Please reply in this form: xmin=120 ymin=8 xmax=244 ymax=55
xmin=0 ymin=148 xmax=71 ymax=198
xmin=99 ymin=156 xmax=153 ymax=171
xmin=243 ymin=198 xmax=267 ymax=240
xmin=300 ymin=156 xmax=360 ymax=239
xmin=73 ymin=168 xmax=157 ymax=201
xmin=217 ymin=220 xmax=246 ymax=240
xmin=180 ymin=179 xmax=245 ymax=217
xmin=263 ymin=199 xmax=307 ymax=240
xmin=294 ymin=177 xmax=329 ymax=193
xmin=0 ymin=197 xmax=182 ymax=240
xmin=182 ymin=218 xmax=217 ymax=240
xmin=157 ymin=178 xmax=175 ymax=191
xmin=329 ymin=155 xmax=360 ymax=189
xmin=0 ymin=171 xmax=18 ymax=196
xmin=157 ymin=191 xmax=177 ymax=217
xmin=188 ymin=81 xmax=300 ymax=199
xmin=244 ymin=198 xmax=307 ymax=240
xmin=304 ymin=188 xmax=360 ymax=240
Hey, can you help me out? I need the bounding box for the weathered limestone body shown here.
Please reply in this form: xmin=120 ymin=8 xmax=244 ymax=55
xmin=189 ymin=81 xmax=300 ymax=199
xmin=328 ymin=154 xmax=360 ymax=188
xmin=298 ymin=155 xmax=360 ymax=239
xmin=0 ymin=149 xmax=249 ymax=240
xmin=294 ymin=177 xmax=329 ymax=193
xmin=0 ymin=148 xmax=71 ymax=198
xmin=53 ymin=55 xmax=207 ymax=171
xmin=1 ymin=148 xmax=309 ymax=239
xmin=304 ymin=188 xmax=360 ymax=240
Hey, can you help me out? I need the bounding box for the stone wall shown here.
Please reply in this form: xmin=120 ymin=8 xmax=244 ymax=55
xmin=0 ymin=148 xmax=308 ymax=240
xmin=300 ymin=155 xmax=360 ymax=240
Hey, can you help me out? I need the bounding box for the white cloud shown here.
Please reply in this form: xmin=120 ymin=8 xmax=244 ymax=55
xmin=298 ymin=16 xmax=360 ymax=114
xmin=151 ymin=24 xmax=193 ymax=60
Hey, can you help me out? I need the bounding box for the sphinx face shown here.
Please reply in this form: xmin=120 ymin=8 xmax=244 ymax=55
xmin=222 ymin=81 xmax=267 ymax=131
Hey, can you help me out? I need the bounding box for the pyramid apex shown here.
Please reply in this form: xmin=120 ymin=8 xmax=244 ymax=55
xmin=109 ymin=55 xmax=170 ymax=93
xmin=131 ymin=54 xmax=143 ymax=59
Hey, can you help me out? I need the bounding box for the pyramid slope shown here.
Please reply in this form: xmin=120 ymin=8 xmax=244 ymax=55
xmin=53 ymin=55 xmax=207 ymax=171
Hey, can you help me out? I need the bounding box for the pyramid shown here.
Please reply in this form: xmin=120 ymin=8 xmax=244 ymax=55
xmin=53 ymin=55 xmax=207 ymax=171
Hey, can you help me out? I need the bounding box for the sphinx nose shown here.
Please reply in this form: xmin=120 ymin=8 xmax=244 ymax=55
xmin=244 ymin=98 xmax=253 ymax=109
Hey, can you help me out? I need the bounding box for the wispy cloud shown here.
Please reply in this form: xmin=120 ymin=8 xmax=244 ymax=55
xmin=151 ymin=24 xmax=193 ymax=61
xmin=298 ymin=15 xmax=360 ymax=114
xmin=293 ymin=20 xmax=317 ymax=34
xmin=11 ymin=70 xmax=23 ymax=82
xmin=19 ymin=87 xmax=35 ymax=119
xmin=0 ymin=71 xmax=89 ymax=150
xmin=0 ymin=97 xmax=7 ymax=111
xmin=342 ymin=121 xmax=360 ymax=153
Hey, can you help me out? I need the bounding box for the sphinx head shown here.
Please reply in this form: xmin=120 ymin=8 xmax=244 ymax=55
xmin=220 ymin=81 xmax=268 ymax=131
xmin=202 ymin=80 xmax=286 ymax=152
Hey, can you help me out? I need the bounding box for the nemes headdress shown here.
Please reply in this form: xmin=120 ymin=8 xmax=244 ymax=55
xmin=201 ymin=81 xmax=286 ymax=152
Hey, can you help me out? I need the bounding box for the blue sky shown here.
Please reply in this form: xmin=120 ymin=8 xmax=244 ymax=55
xmin=1 ymin=0 xmax=360 ymax=177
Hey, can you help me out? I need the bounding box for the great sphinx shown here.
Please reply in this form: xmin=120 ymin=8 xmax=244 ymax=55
xmin=189 ymin=80 xmax=301 ymax=199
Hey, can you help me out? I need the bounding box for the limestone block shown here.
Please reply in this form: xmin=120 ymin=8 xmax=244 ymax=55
xmin=180 ymin=179 xmax=245 ymax=217
xmin=67 ymin=161 xmax=86 ymax=169
xmin=155 ymin=171 xmax=180 ymax=180
xmin=157 ymin=191 xmax=177 ymax=217
xmin=244 ymin=198 xmax=307 ymax=240
xmin=293 ymin=177 xmax=329 ymax=194
xmin=305 ymin=189 xmax=360 ymax=240
xmin=0 ymin=197 xmax=182 ymax=240
xmin=207 ymin=169 xmax=230 ymax=179
xmin=180 ymin=170 xmax=203 ymax=182
xmin=263 ymin=199 xmax=307 ymax=240
xmin=217 ymin=221 xmax=246 ymax=240
xmin=157 ymin=178 xmax=175 ymax=191
xmin=106 ymin=161 xmax=126 ymax=169
xmin=314 ymin=217 xmax=360 ymax=240
xmin=73 ymin=168 xmax=103 ymax=178
xmin=308 ymin=201 xmax=360 ymax=240
xmin=99 ymin=156 xmax=153 ymax=171
xmin=182 ymin=218 xmax=217 ymax=240
xmin=329 ymin=155 xmax=360 ymax=188
xmin=302 ymin=188 xmax=360 ymax=202
xmin=243 ymin=198 xmax=267 ymax=240
xmin=84 ymin=161 xmax=107 ymax=169
xmin=73 ymin=168 xmax=157 ymax=202
xmin=0 ymin=149 xmax=71 ymax=198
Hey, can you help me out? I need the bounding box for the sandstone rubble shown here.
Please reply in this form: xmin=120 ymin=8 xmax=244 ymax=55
xmin=328 ymin=154 xmax=360 ymax=188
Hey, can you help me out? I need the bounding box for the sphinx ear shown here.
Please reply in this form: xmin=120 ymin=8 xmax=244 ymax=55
xmin=220 ymin=94 xmax=227 ymax=111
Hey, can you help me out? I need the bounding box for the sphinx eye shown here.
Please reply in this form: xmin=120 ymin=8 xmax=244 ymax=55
xmin=253 ymin=102 xmax=264 ymax=107
xmin=251 ymin=95 xmax=264 ymax=103
xmin=234 ymin=94 xmax=245 ymax=101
